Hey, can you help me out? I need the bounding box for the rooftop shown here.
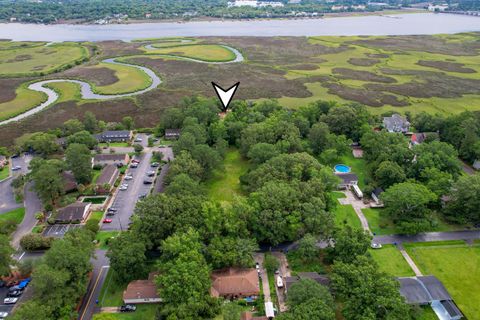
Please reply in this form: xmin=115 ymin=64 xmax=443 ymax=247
xmin=397 ymin=275 xmax=452 ymax=304
xmin=123 ymin=273 xmax=160 ymax=302
xmin=96 ymin=164 xmax=118 ymax=186
xmin=335 ymin=172 xmax=359 ymax=183
xmin=94 ymin=153 xmax=128 ymax=162
xmin=56 ymin=202 xmax=90 ymax=222
xmin=210 ymin=268 xmax=260 ymax=298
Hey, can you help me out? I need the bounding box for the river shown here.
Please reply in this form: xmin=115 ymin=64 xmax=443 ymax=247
xmin=0 ymin=13 xmax=479 ymax=41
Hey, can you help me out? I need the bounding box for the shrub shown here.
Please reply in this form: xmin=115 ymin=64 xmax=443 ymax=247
xmin=20 ymin=234 xmax=54 ymax=251
xmin=263 ymin=253 xmax=279 ymax=273
xmin=85 ymin=219 xmax=100 ymax=234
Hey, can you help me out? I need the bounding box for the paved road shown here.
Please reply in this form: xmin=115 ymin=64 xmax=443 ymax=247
xmin=78 ymin=249 xmax=110 ymax=320
xmin=373 ymin=230 xmax=480 ymax=244
xmin=0 ymin=154 xmax=30 ymax=214
xmin=11 ymin=181 xmax=43 ymax=249
xmin=254 ymin=253 xmax=271 ymax=303
xmin=101 ymin=151 xmax=154 ymax=231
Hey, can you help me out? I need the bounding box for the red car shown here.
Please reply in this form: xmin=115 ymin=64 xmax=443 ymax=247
xmin=103 ymin=219 xmax=113 ymax=223
xmin=132 ymin=159 xmax=141 ymax=164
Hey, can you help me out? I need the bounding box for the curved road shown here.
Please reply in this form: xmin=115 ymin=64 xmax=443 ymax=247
xmin=0 ymin=44 xmax=244 ymax=126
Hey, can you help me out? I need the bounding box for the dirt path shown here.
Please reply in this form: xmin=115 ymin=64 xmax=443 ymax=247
xmin=338 ymin=190 xmax=372 ymax=234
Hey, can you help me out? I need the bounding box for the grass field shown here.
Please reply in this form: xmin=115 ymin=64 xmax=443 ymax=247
xmin=99 ymin=142 xmax=130 ymax=147
xmin=0 ymin=43 xmax=88 ymax=77
xmin=406 ymin=243 xmax=480 ymax=319
xmin=369 ymin=244 xmax=414 ymax=277
xmin=0 ymin=207 xmax=25 ymax=224
xmin=45 ymin=81 xmax=81 ymax=103
xmin=93 ymin=305 xmax=157 ymax=320
xmin=96 ymin=231 xmax=120 ymax=250
xmin=331 ymin=193 xmax=361 ymax=229
xmin=89 ymin=211 xmax=105 ymax=220
xmin=363 ymin=208 xmax=466 ymax=235
xmin=0 ymin=41 xmax=46 ymax=50
xmin=89 ymin=62 xmax=152 ymax=95
xmin=0 ymin=163 xmax=9 ymax=181
xmin=0 ymin=83 xmax=47 ymax=121
xmin=206 ymin=148 xmax=249 ymax=204
xmin=144 ymin=44 xmax=236 ymax=62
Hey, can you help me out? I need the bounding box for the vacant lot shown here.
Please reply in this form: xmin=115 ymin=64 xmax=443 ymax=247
xmin=205 ymin=148 xmax=249 ymax=204
xmin=406 ymin=243 xmax=480 ymax=320
xmin=369 ymin=244 xmax=414 ymax=277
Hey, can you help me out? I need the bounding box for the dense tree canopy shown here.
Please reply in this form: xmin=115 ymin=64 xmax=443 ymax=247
xmin=445 ymin=174 xmax=480 ymax=224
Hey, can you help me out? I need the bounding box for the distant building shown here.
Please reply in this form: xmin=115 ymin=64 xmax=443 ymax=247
xmin=123 ymin=273 xmax=161 ymax=304
xmin=227 ymin=0 xmax=284 ymax=7
xmin=164 ymin=129 xmax=181 ymax=140
xmin=335 ymin=172 xmax=359 ymax=189
xmin=210 ymin=268 xmax=260 ymax=299
xmin=145 ymin=13 xmax=152 ymax=18
xmin=93 ymin=154 xmax=130 ymax=167
xmin=383 ymin=114 xmax=410 ymax=133
xmin=428 ymin=4 xmax=449 ymax=11
xmin=258 ymin=1 xmax=285 ymax=7
xmin=95 ymin=164 xmax=119 ymax=193
xmin=55 ymin=202 xmax=91 ymax=223
xmin=397 ymin=276 xmax=463 ymax=320
xmin=288 ymin=0 xmax=301 ymax=3
xmin=95 ymin=130 xmax=132 ymax=143
xmin=352 ymin=5 xmax=366 ymax=10
xmin=331 ymin=5 xmax=348 ymax=10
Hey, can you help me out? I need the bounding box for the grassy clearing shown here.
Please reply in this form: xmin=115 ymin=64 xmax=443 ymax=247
xmin=363 ymin=208 xmax=467 ymax=235
xmin=0 ymin=41 xmax=46 ymax=50
xmin=0 ymin=83 xmax=47 ymax=121
xmin=339 ymin=153 xmax=367 ymax=189
xmin=93 ymin=305 xmax=157 ymax=320
xmin=90 ymin=62 xmax=152 ymax=95
xmin=286 ymin=249 xmax=327 ymax=274
xmin=407 ymin=244 xmax=480 ymax=319
xmin=369 ymin=244 xmax=414 ymax=277
xmin=0 ymin=163 xmax=9 ymax=181
xmin=89 ymin=211 xmax=105 ymax=220
xmin=0 ymin=43 xmax=88 ymax=77
xmin=99 ymin=142 xmax=130 ymax=148
xmin=416 ymin=306 xmax=439 ymax=320
xmin=145 ymin=44 xmax=236 ymax=62
xmin=331 ymin=193 xmax=361 ymax=229
xmin=205 ymin=148 xmax=249 ymax=204
xmin=44 ymin=81 xmax=81 ymax=103
xmin=96 ymin=231 xmax=120 ymax=250
xmin=0 ymin=207 xmax=25 ymax=224
xmin=98 ymin=267 xmax=125 ymax=307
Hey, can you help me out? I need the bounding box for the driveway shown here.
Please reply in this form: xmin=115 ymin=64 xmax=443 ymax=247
xmin=254 ymin=253 xmax=271 ymax=303
xmin=337 ymin=190 xmax=371 ymax=234
xmin=78 ymin=249 xmax=110 ymax=320
xmin=272 ymin=252 xmax=290 ymax=312
xmin=101 ymin=151 xmax=155 ymax=231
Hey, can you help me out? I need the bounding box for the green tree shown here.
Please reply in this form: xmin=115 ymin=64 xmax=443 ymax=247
xmin=0 ymin=234 xmax=14 ymax=276
xmin=287 ymin=278 xmax=333 ymax=309
xmin=67 ymin=130 xmax=98 ymax=149
xmin=322 ymin=104 xmax=371 ymax=141
xmin=297 ymin=234 xmax=319 ymax=261
xmin=278 ymin=298 xmax=335 ymax=320
xmin=206 ymin=236 xmax=258 ymax=269
xmin=63 ymin=119 xmax=85 ymax=136
xmin=121 ymin=116 xmax=135 ymax=130
xmin=263 ymin=253 xmax=279 ymax=273
xmin=9 ymin=300 xmax=52 ymax=320
xmin=165 ymin=151 xmax=203 ymax=183
xmin=22 ymin=132 xmax=59 ymax=156
xmin=107 ymin=232 xmax=147 ymax=283
xmin=191 ymin=144 xmax=222 ymax=179
xmin=374 ymin=160 xmax=406 ymax=189
xmin=308 ymin=122 xmax=330 ymax=155
xmin=420 ymin=167 xmax=453 ymax=197
xmin=445 ymin=174 xmax=480 ymax=224
xmin=65 ymin=143 xmax=92 ymax=184
xmin=332 ymin=255 xmax=412 ymax=320
xmin=83 ymin=111 xmax=98 ymax=133
xmin=165 ymin=173 xmax=204 ymax=197
xmin=32 ymin=160 xmax=64 ymax=206
xmin=333 ymin=226 xmax=371 ymax=263
xmin=247 ymin=142 xmax=280 ymax=165
xmin=133 ymin=143 xmax=144 ymax=154
xmin=382 ymin=182 xmax=436 ymax=234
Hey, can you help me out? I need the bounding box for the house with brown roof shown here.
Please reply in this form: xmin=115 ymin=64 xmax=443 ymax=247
xmin=95 ymin=164 xmax=119 ymax=193
xmin=93 ymin=153 xmax=130 ymax=167
xmin=63 ymin=171 xmax=78 ymax=193
xmin=55 ymin=202 xmax=91 ymax=223
xmin=123 ymin=272 xmax=161 ymax=304
xmin=210 ymin=268 xmax=260 ymax=299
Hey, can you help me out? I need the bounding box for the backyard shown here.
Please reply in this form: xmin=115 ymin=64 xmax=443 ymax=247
xmin=406 ymin=242 xmax=480 ymax=320
xmin=331 ymin=192 xmax=361 ymax=229
xmin=369 ymin=244 xmax=414 ymax=277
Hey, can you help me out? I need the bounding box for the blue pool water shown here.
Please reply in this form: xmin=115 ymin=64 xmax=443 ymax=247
xmin=334 ymin=164 xmax=351 ymax=173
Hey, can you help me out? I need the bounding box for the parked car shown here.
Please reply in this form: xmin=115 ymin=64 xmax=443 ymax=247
xmin=146 ymin=170 xmax=155 ymax=177
xmin=276 ymin=276 xmax=284 ymax=288
xmin=115 ymin=162 xmax=124 ymax=168
xmin=103 ymin=219 xmax=113 ymax=224
xmin=12 ymin=166 xmax=21 ymax=171
xmin=7 ymin=290 xmax=22 ymax=297
xmin=143 ymin=178 xmax=153 ymax=184
xmin=107 ymin=207 xmax=117 ymax=213
xmin=120 ymin=304 xmax=137 ymax=312
xmin=124 ymin=174 xmax=133 ymax=180
xmin=150 ymin=162 xmax=160 ymax=167
xmin=371 ymin=243 xmax=382 ymax=249
xmin=134 ymin=137 xmax=143 ymax=142
xmin=138 ymin=193 xmax=147 ymax=199
xmin=130 ymin=163 xmax=138 ymax=168
xmin=0 ymin=311 xmax=9 ymax=319
xmin=119 ymin=185 xmax=128 ymax=191
xmin=4 ymin=297 xmax=18 ymax=304
xmin=132 ymin=159 xmax=140 ymax=164
xmin=8 ymin=285 xmax=23 ymax=293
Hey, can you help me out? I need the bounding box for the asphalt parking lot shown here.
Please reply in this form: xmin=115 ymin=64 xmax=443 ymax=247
xmin=101 ymin=151 xmax=155 ymax=231
xmin=43 ymin=224 xmax=82 ymax=237
xmin=0 ymin=286 xmax=13 ymax=317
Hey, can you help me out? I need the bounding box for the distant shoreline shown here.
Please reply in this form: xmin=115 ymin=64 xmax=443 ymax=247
xmin=2 ymin=8 xmax=426 ymax=26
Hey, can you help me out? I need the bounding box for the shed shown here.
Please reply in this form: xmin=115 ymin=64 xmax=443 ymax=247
xmin=95 ymin=130 xmax=132 ymax=142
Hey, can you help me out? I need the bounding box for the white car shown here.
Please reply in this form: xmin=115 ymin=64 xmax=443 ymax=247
xmin=4 ymin=297 xmax=18 ymax=304
xmin=119 ymin=185 xmax=128 ymax=191
xmin=12 ymin=166 xmax=21 ymax=171
xmin=371 ymin=243 xmax=383 ymax=249
xmin=124 ymin=174 xmax=133 ymax=180
xmin=134 ymin=137 xmax=143 ymax=142
xmin=0 ymin=311 xmax=9 ymax=319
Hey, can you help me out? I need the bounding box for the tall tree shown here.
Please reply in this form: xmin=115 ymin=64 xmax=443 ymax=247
xmin=32 ymin=160 xmax=64 ymax=207
xmin=107 ymin=232 xmax=147 ymax=283
xmin=121 ymin=116 xmax=135 ymax=130
xmin=0 ymin=234 xmax=13 ymax=276
xmin=333 ymin=226 xmax=371 ymax=263
xmin=65 ymin=143 xmax=92 ymax=184
xmin=445 ymin=174 xmax=480 ymax=224
xmin=83 ymin=111 xmax=98 ymax=133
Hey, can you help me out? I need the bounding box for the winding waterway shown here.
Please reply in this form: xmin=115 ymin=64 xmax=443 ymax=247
xmin=0 ymin=13 xmax=479 ymax=41
xmin=0 ymin=45 xmax=244 ymax=126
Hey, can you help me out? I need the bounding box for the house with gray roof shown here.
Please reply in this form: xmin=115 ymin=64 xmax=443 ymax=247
xmin=383 ymin=114 xmax=410 ymax=133
xmin=397 ymin=276 xmax=463 ymax=320
xmin=95 ymin=130 xmax=132 ymax=143
xmin=335 ymin=172 xmax=359 ymax=189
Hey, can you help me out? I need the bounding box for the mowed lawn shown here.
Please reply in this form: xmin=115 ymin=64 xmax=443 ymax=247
xmin=93 ymin=305 xmax=157 ymax=320
xmin=406 ymin=244 xmax=480 ymax=319
xmin=331 ymin=192 xmax=361 ymax=229
xmin=0 ymin=207 xmax=25 ymax=224
xmin=0 ymin=163 xmax=9 ymax=181
xmin=148 ymin=44 xmax=236 ymax=62
xmin=206 ymin=148 xmax=249 ymax=204
xmin=369 ymin=244 xmax=414 ymax=277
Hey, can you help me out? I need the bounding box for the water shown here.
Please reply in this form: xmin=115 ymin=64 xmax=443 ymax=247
xmin=0 ymin=13 xmax=479 ymax=41
xmin=334 ymin=164 xmax=351 ymax=173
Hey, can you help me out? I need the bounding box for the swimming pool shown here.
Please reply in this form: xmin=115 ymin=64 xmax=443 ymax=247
xmin=334 ymin=164 xmax=351 ymax=173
